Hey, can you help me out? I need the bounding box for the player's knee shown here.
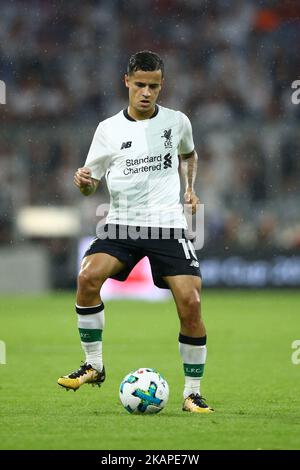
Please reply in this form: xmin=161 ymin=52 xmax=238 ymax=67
xmin=178 ymin=289 xmax=200 ymax=314
xmin=77 ymin=269 xmax=103 ymax=293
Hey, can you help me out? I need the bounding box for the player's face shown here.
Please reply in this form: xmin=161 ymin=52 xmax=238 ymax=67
xmin=125 ymin=70 xmax=163 ymax=117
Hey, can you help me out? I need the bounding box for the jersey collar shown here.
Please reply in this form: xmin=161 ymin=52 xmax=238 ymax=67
xmin=123 ymin=104 xmax=159 ymax=122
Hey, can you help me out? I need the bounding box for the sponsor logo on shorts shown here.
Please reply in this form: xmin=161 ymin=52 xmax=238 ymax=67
xmin=190 ymin=260 xmax=199 ymax=268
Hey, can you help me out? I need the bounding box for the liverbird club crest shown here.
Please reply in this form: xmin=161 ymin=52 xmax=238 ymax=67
xmin=161 ymin=128 xmax=172 ymax=149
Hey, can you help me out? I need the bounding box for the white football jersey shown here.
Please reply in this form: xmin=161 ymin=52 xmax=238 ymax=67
xmin=85 ymin=105 xmax=194 ymax=228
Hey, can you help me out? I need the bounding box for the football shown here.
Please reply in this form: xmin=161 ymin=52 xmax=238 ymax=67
xmin=119 ymin=368 xmax=169 ymax=414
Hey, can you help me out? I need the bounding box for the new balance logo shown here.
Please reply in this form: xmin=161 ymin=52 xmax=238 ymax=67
xmin=163 ymin=153 xmax=172 ymax=169
xmin=121 ymin=141 xmax=132 ymax=150
xmin=190 ymin=260 xmax=199 ymax=268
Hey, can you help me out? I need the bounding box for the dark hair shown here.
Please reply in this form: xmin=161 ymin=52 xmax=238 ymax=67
xmin=127 ymin=50 xmax=164 ymax=77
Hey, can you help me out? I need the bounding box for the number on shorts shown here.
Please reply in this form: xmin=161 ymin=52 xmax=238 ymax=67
xmin=178 ymin=239 xmax=197 ymax=260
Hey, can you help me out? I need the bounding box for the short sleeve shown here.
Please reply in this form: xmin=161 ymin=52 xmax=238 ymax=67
xmin=178 ymin=113 xmax=194 ymax=155
xmin=84 ymin=123 xmax=112 ymax=180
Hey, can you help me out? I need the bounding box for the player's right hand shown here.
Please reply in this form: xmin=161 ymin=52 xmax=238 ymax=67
xmin=74 ymin=167 xmax=92 ymax=189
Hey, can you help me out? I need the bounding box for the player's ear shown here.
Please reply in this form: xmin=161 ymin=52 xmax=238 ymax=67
xmin=124 ymin=74 xmax=130 ymax=88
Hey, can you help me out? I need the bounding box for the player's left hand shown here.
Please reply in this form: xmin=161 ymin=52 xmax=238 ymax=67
xmin=184 ymin=189 xmax=200 ymax=215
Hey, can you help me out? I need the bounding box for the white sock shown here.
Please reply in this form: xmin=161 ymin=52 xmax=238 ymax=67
xmin=76 ymin=303 xmax=105 ymax=372
xmin=179 ymin=334 xmax=207 ymax=399
xmin=183 ymin=377 xmax=201 ymax=400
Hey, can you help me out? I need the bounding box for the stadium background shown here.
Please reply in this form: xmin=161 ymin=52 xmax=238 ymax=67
xmin=0 ymin=0 xmax=300 ymax=451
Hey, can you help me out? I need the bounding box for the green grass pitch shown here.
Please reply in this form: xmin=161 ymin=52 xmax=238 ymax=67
xmin=0 ymin=290 xmax=300 ymax=450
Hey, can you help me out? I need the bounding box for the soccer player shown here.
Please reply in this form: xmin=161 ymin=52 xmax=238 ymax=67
xmin=58 ymin=51 xmax=213 ymax=413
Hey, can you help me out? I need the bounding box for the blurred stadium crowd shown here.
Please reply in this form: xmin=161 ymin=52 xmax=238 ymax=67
xmin=1 ymin=0 xmax=300 ymax=285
